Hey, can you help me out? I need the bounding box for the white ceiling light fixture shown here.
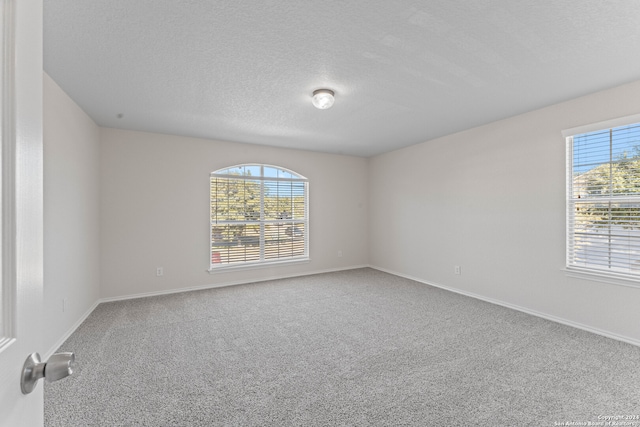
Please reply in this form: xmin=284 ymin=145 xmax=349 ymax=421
xmin=312 ymin=89 xmax=335 ymax=110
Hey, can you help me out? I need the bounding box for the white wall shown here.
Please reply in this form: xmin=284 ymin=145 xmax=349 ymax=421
xmin=43 ymin=73 xmax=101 ymax=354
xmin=369 ymin=79 xmax=640 ymax=344
xmin=99 ymin=128 xmax=368 ymax=299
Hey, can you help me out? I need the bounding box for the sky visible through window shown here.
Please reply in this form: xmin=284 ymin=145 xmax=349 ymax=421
xmin=213 ymin=165 xmax=305 ymax=197
xmin=573 ymin=124 xmax=640 ymax=174
xmin=215 ymin=165 xmax=299 ymax=180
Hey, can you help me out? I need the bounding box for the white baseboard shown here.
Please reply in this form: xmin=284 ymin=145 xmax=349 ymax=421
xmin=369 ymin=265 xmax=640 ymax=348
xmin=99 ymin=264 xmax=370 ymax=303
xmin=44 ymin=299 xmax=101 ymax=360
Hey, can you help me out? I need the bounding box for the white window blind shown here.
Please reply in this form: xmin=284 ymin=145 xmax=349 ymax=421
xmin=567 ymin=122 xmax=640 ymax=279
xmin=210 ymin=164 xmax=308 ymax=270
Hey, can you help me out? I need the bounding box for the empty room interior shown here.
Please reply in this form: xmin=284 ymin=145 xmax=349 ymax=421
xmin=8 ymin=0 xmax=640 ymax=425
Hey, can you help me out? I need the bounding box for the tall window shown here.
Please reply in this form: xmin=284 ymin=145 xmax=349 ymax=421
xmin=567 ymin=121 xmax=640 ymax=280
xmin=210 ymin=164 xmax=308 ymax=270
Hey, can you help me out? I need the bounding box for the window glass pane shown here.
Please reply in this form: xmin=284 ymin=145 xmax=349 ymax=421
xmin=211 ymin=224 xmax=260 ymax=265
xmin=263 ymin=166 xmax=301 ymax=179
xmin=264 ymin=180 xmax=298 ymax=220
xmin=222 ymin=165 xmax=260 ymax=177
xmin=211 ymin=177 xmax=260 ymax=222
xmin=226 ymin=167 xmax=243 ymax=175
xmin=263 ymin=182 xmax=307 ymax=220
xmin=572 ymin=164 xmax=609 ymax=199
xmin=211 ymin=225 xmax=237 ymax=248
xmin=278 ymin=169 xmax=294 ymax=179
xmin=211 ymin=164 xmax=307 ymax=268
xmin=612 ymin=124 xmax=640 ymax=196
xmin=264 ymin=223 xmax=306 ymax=260
xmin=573 ymin=130 xmax=610 ymax=172
xmin=291 ymin=182 xmax=306 ymax=219
xmin=572 ymin=202 xmax=640 ymax=272
xmin=229 ymin=167 xmax=239 ymax=175
xmin=611 ymin=124 xmax=640 ymax=160
xmin=243 ymin=165 xmax=261 ymax=177
xmin=263 ymin=166 xmax=278 ymax=178
xmin=568 ymin=122 xmax=640 ymax=278
xmin=573 ymin=124 xmax=640 ymax=198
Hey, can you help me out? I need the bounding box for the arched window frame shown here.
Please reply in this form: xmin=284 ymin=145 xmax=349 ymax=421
xmin=209 ymin=164 xmax=309 ymax=271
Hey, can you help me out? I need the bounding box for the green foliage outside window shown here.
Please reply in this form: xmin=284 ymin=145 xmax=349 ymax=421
xmin=574 ymin=152 xmax=640 ymax=230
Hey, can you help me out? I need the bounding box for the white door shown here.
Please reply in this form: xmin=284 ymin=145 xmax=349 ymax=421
xmin=0 ymin=0 xmax=45 ymax=426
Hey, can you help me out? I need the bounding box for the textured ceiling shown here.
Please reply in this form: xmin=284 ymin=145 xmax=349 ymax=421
xmin=44 ymin=1 xmax=640 ymax=157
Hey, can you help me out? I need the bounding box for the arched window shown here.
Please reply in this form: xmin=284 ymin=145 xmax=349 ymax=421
xmin=210 ymin=164 xmax=309 ymax=270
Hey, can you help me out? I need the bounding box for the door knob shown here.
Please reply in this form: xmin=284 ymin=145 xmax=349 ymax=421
xmin=21 ymin=352 xmax=75 ymax=394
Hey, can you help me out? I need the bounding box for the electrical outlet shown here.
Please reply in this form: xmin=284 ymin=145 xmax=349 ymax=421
xmin=454 ymin=266 xmax=461 ymax=275
xmin=156 ymin=267 xmax=164 ymax=276
xmin=338 ymin=250 xmax=343 ymax=258
xmin=62 ymin=297 xmax=68 ymax=312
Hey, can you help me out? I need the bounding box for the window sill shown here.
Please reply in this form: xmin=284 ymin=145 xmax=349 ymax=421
xmin=563 ymin=267 xmax=640 ymax=289
xmin=208 ymin=257 xmax=310 ymax=274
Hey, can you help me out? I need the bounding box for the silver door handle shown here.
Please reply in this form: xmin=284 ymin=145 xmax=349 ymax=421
xmin=21 ymin=352 xmax=75 ymax=394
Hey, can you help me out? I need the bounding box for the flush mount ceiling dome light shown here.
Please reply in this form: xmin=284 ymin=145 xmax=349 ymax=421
xmin=312 ymin=89 xmax=335 ymax=109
